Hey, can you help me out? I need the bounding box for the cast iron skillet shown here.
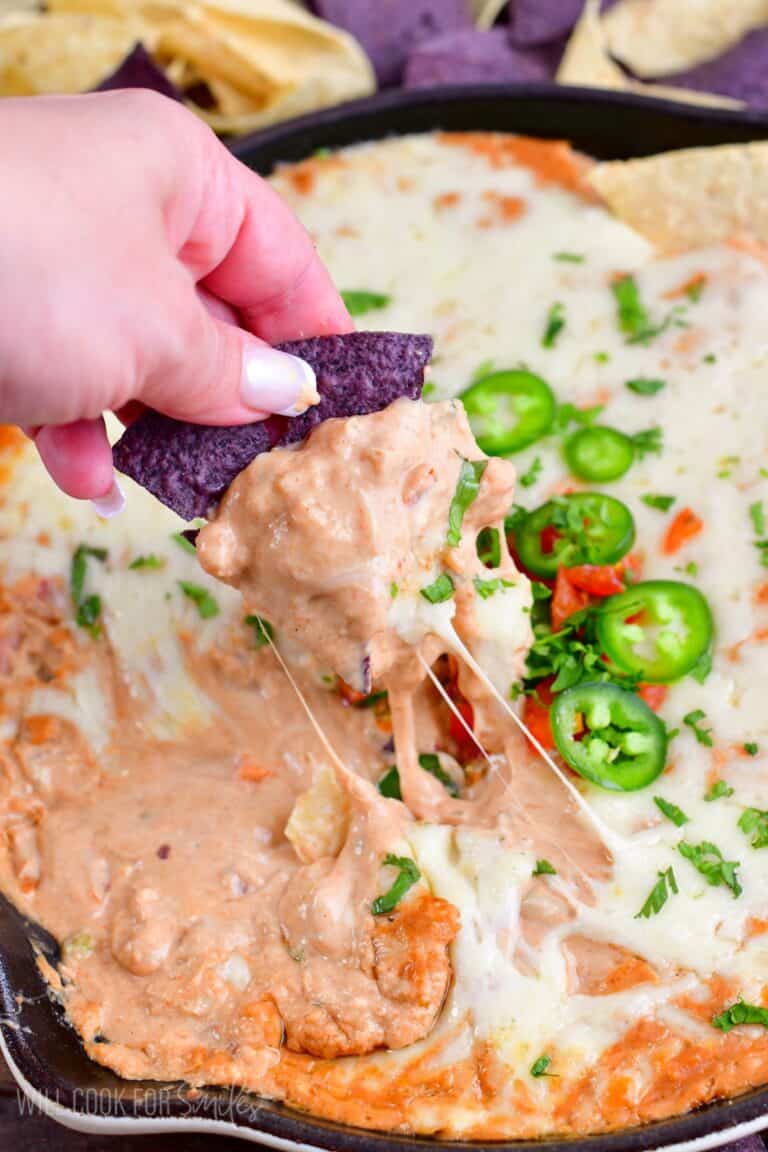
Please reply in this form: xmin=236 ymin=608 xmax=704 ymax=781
xmin=3 ymin=83 xmax=768 ymax=1150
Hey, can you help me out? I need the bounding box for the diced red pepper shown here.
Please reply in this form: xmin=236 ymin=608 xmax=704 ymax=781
xmin=565 ymin=564 xmax=625 ymax=597
xmin=540 ymin=524 xmax=560 ymax=555
xmin=551 ymin=567 xmax=590 ymax=631
xmin=662 ymin=507 xmax=703 ymax=555
xmin=638 ymin=683 xmax=668 ymax=712
xmin=522 ymin=679 xmax=556 ymax=751
xmin=337 ymin=678 xmax=368 ymax=706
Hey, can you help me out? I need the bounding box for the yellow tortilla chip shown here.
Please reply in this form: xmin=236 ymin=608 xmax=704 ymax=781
xmin=0 ymin=12 xmax=147 ymax=96
xmin=557 ymin=0 xmax=742 ymax=109
xmin=603 ymin=0 xmax=768 ymax=80
xmin=471 ymin=0 xmax=509 ymax=30
xmin=285 ymin=762 xmax=350 ymax=864
xmin=589 ymin=142 xmax=768 ymax=253
xmin=49 ymin=0 xmax=375 ymax=133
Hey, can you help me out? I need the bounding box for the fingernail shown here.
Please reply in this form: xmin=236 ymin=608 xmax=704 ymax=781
xmin=241 ymin=345 xmax=319 ymax=418
xmin=91 ymin=474 xmax=125 ymax=519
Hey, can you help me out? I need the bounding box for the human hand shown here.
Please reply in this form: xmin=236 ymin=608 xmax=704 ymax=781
xmin=0 ymin=91 xmax=352 ymax=513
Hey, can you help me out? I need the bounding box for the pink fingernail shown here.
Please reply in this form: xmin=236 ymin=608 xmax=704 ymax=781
xmin=241 ymin=345 xmax=319 ymax=417
xmin=91 ymin=475 xmax=125 ymax=519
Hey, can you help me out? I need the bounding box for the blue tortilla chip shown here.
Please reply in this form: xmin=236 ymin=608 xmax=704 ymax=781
xmin=310 ymin=0 xmax=470 ymax=86
xmin=95 ymin=43 xmax=182 ymax=101
xmin=654 ymin=28 xmax=768 ymax=108
xmin=507 ymin=0 xmax=585 ymax=46
xmin=405 ymin=27 xmax=563 ymax=87
xmin=113 ymin=332 xmax=433 ymax=522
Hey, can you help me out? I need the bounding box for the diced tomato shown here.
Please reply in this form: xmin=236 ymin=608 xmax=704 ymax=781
xmin=540 ymin=524 xmax=560 ymax=555
xmin=551 ymin=567 xmax=590 ymax=631
xmin=565 ymin=564 xmax=625 ymax=597
xmin=337 ymin=678 xmax=368 ymax=706
xmin=662 ymin=507 xmax=703 ymax=555
xmin=637 ymin=683 xmax=668 ymax=712
xmin=522 ymin=679 xmax=555 ymax=751
xmin=447 ymin=694 xmax=478 ymax=761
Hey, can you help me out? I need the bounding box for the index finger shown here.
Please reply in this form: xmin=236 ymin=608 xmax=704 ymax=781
xmin=182 ymin=134 xmax=353 ymax=344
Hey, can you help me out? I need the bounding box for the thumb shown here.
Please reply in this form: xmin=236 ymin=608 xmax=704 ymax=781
xmin=140 ymin=281 xmax=319 ymax=426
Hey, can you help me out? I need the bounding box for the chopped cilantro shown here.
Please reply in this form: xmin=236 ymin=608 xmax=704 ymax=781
xmin=532 ymin=581 xmax=552 ymax=601
xmin=390 ymin=582 xmax=399 ymax=599
xmin=744 ymin=742 xmax=759 ymax=757
xmin=683 ymin=709 xmax=713 ymax=746
xmin=703 ymin=353 xmax=717 ymax=364
xmin=172 ymin=531 xmax=196 ymax=556
xmin=750 ymin=501 xmax=766 ymax=537
xmin=129 ymin=554 xmax=165 ymax=570
xmin=755 ymin=539 xmax=768 ymax=568
xmin=245 ymin=614 xmax=274 ymax=648
xmin=654 ymin=796 xmax=689 ymax=827
xmin=70 ymin=544 xmax=108 ymax=638
xmin=419 ymin=753 xmax=460 ymax=797
xmin=378 ymin=765 xmax=402 ymax=801
xmin=704 ymin=780 xmax=734 ymax=802
xmin=371 ymin=854 xmax=420 ymax=915
xmin=641 ymin=494 xmax=676 ymax=512
xmin=685 ymin=275 xmax=707 ymax=303
xmin=178 ymin=581 xmax=219 ymax=620
xmin=612 ymin=274 xmax=648 ymax=338
xmin=626 ymin=378 xmax=666 ymax=396
xmin=447 ymin=458 xmax=488 ymax=547
xmin=421 ymin=381 xmax=436 ymax=399
xmin=635 ymin=866 xmax=678 ymax=919
xmin=341 ymin=290 xmax=391 ymax=316
xmin=504 ymin=503 xmax=528 ymax=537
xmin=474 ymin=576 xmax=516 ymax=600
xmin=631 ymin=427 xmax=663 ymax=459
xmin=553 ymin=402 xmax=604 ymax=432
xmin=713 ymin=999 xmax=768 ymax=1033
xmin=738 ymin=807 xmax=768 ymax=849
xmin=594 ymin=351 xmax=610 ymax=364
xmin=541 ymin=302 xmax=566 ymax=348
xmin=689 ymin=649 xmax=713 ymax=685
xmin=530 ymin=1054 xmax=555 ymax=1078
xmin=520 ymin=456 xmax=543 ymax=488
xmin=553 ymin=252 xmax=584 ymax=263
xmin=420 ymin=573 xmax=455 ymax=604
xmin=678 ymin=840 xmax=742 ymax=898
xmin=525 ymin=604 xmax=637 ymax=695
xmin=532 ymin=859 xmax=557 ymax=876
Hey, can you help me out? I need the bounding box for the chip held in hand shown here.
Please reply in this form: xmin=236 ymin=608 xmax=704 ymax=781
xmin=113 ymin=332 xmax=433 ymax=522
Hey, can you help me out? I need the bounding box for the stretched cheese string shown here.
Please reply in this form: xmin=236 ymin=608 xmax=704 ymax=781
xmin=419 ymin=655 xmax=617 ymax=883
xmin=425 ymin=622 xmax=626 ymax=854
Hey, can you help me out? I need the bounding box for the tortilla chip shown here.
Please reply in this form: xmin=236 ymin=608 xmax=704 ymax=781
xmin=405 ymin=26 xmax=561 ymax=87
xmin=602 ymin=0 xmax=768 ymax=80
xmin=471 ymin=0 xmax=509 ymax=30
xmin=588 ymin=142 xmax=768 ymax=253
xmin=509 ymin=0 xmax=586 ymax=46
xmin=285 ymin=762 xmax=350 ymax=863
xmin=95 ymin=41 xmax=183 ymax=98
xmin=310 ymin=0 xmax=470 ymax=86
xmin=658 ymin=27 xmax=768 ymax=108
xmin=48 ymin=0 xmax=375 ymax=133
xmin=0 ymin=12 xmax=146 ymax=96
xmin=557 ymin=0 xmax=743 ymax=109
xmin=113 ymin=332 xmax=433 ymax=521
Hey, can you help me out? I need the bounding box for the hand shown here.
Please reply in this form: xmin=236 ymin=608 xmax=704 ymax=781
xmin=0 ymin=91 xmax=351 ymax=512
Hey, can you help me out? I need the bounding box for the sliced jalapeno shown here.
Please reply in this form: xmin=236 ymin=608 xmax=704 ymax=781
xmin=596 ymin=580 xmax=713 ymax=683
xmin=564 ymin=426 xmax=635 ymax=482
xmin=514 ymin=493 xmax=635 ymax=579
xmin=461 ymin=369 xmax=555 ymax=456
xmin=551 ymin=683 xmax=667 ymax=792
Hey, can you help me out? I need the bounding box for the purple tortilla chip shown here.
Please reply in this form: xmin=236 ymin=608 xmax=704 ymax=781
xmin=507 ymin=0 xmax=618 ymax=47
xmin=507 ymin=0 xmax=585 ymax=47
xmin=113 ymin=332 xmax=433 ymax=522
xmin=654 ymin=27 xmax=768 ymax=108
xmin=405 ymin=26 xmax=563 ymax=87
xmin=310 ymin=0 xmax=470 ymax=86
xmin=95 ymin=43 xmax=183 ymax=101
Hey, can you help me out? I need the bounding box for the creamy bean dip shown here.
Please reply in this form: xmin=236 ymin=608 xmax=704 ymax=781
xmin=1 ymin=132 xmax=768 ymax=1139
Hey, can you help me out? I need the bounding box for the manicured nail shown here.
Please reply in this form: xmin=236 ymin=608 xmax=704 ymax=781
xmin=91 ymin=474 xmax=125 ymax=519
xmin=241 ymin=345 xmax=319 ymax=417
